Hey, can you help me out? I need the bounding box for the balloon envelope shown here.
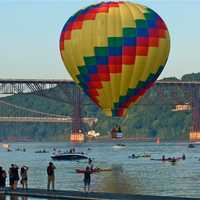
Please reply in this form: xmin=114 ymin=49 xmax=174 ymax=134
xmin=60 ymin=1 xmax=170 ymax=116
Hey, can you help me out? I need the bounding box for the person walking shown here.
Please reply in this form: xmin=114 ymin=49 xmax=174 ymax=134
xmin=84 ymin=166 xmax=91 ymax=193
xmin=20 ymin=166 xmax=28 ymax=189
xmin=47 ymin=162 xmax=56 ymax=190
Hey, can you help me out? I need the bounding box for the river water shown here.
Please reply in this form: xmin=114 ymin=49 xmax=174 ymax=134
xmin=1 ymin=141 xmax=200 ymax=199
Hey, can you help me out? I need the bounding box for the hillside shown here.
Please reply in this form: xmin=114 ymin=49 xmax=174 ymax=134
xmin=0 ymin=73 xmax=197 ymax=141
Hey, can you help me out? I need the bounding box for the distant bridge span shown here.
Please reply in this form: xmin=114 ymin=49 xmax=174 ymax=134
xmin=1 ymin=78 xmax=200 ymax=136
xmin=0 ymin=78 xmax=200 ymax=94
xmin=0 ymin=117 xmax=97 ymax=126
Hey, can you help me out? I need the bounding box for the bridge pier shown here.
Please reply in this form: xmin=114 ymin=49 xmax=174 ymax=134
xmin=70 ymin=86 xmax=85 ymax=142
xmin=189 ymin=86 xmax=200 ymax=142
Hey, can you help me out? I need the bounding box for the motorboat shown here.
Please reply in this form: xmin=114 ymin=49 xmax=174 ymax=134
xmin=51 ymin=152 xmax=88 ymax=161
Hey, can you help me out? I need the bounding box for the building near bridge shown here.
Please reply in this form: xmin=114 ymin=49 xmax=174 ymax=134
xmin=172 ymin=104 xmax=191 ymax=112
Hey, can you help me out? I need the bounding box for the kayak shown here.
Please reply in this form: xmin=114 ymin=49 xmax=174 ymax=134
xmin=151 ymin=157 xmax=182 ymax=162
xmin=129 ymin=154 xmax=151 ymax=159
xmin=76 ymin=168 xmax=112 ymax=174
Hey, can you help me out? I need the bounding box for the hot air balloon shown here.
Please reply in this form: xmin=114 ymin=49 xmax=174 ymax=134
xmin=60 ymin=1 xmax=170 ymax=117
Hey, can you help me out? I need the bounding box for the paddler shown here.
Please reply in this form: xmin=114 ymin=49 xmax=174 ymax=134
xmin=182 ymin=154 xmax=186 ymax=160
xmin=84 ymin=166 xmax=91 ymax=193
xmin=88 ymin=158 xmax=94 ymax=170
xmin=162 ymin=155 xmax=165 ymax=161
xmin=171 ymin=157 xmax=176 ymax=165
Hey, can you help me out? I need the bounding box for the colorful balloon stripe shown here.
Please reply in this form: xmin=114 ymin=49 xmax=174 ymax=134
xmin=114 ymin=64 xmax=165 ymax=116
xmin=60 ymin=1 xmax=170 ymax=117
xmin=60 ymin=2 xmax=123 ymax=44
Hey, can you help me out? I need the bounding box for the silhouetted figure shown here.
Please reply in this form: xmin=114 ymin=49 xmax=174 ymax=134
xmin=132 ymin=154 xmax=136 ymax=159
xmin=0 ymin=166 xmax=6 ymax=190
xmin=84 ymin=166 xmax=91 ymax=193
xmin=20 ymin=166 xmax=28 ymax=189
xmin=13 ymin=165 xmax=19 ymax=190
xmin=47 ymin=162 xmax=56 ymax=190
xmin=88 ymin=158 xmax=94 ymax=170
xmin=162 ymin=155 xmax=165 ymax=161
xmin=182 ymin=154 xmax=186 ymax=160
xmin=118 ymin=125 xmax=121 ymax=132
xmin=9 ymin=164 xmax=15 ymax=190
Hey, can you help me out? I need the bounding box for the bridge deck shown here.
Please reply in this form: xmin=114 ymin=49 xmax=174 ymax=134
xmin=1 ymin=188 xmax=199 ymax=200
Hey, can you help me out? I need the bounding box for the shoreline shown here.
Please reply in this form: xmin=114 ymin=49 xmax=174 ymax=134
xmin=1 ymin=138 xmax=190 ymax=143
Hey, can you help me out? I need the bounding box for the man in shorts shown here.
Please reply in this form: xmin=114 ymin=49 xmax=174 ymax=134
xmin=84 ymin=166 xmax=91 ymax=192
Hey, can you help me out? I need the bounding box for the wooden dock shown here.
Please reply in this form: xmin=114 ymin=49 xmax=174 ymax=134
xmin=1 ymin=188 xmax=199 ymax=200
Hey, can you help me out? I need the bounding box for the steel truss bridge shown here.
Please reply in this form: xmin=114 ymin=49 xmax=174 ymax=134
xmin=0 ymin=79 xmax=200 ymax=135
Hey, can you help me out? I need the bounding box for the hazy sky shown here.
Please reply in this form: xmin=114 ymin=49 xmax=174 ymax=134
xmin=0 ymin=0 xmax=199 ymax=80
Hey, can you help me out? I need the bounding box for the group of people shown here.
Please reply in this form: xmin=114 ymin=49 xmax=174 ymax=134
xmin=161 ymin=154 xmax=186 ymax=163
xmin=9 ymin=164 xmax=29 ymax=190
xmin=0 ymin=164 xmax=28 ymax=190
xmin=46 ymin=159 xmax=92 ymax=193
xmin=0 ymin=159 xmax=93 ymax=193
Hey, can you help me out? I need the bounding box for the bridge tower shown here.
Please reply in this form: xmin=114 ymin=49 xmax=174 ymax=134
xmin=189 ymin=86 xmax=200 ymax=142
xmin=70 ymin=86 xmax=85 ymax=142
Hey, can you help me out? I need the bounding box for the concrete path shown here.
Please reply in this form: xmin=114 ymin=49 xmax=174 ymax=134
xmin=0 ymin=188 xmax=199 ymax=200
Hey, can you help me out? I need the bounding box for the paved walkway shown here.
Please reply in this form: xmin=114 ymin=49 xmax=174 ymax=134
xmin=0 ymin=188 xmax=199 ymax=200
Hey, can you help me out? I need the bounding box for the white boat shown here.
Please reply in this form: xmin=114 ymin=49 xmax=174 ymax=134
xmin=1 ymin=143 xmax=12 ymax=151
xmin=112 ymin=143 xmax=126 ymax=149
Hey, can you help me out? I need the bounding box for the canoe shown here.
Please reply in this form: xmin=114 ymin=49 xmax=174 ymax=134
xmin=151 ymin=157 xmax=182 ymax=162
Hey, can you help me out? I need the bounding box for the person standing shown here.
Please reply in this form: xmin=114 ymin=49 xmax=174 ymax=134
xmin=20 ymin=166 xmax=28 ymax=189
xmin=47 ymin=162 xmax=56 ymax=190
xmin=88 ymin=158 xmax=94 ymax=170
xmin=0 ymin=166 xmax=6 ymax=190
xmin=1 ymin=168 xmax=6 ymax=190
xmin=9 ymin=164 xmax=15 ymax=190
xmin=84 ymin=166 xmax=91 ymax=193
xmin=13 ymin=165 xmax=19 ymax=190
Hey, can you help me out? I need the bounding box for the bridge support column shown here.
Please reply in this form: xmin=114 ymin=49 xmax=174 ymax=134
xmin=70 ymin=86 xmax=84 ymax=142
xmin=189 ymin=86 xmax=200 ymax=142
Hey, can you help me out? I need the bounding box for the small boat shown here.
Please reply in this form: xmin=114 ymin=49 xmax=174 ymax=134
xmin=35 ymin=150 xmax=49 ymax=153
xmin=76 ymin=168 xmax=112 ymax=174
xmin=188 ymin=143 xmax=195 ymax=148
xmin=15 ymin=148 xmax=26 ymax=152
xmin=129 ymin=154 xmax=151 ymax=159
xmin=1 ymin=143 xmax=12 ymax=152
xmin=151 ymin=157 xmax=182 ymax=162
xmin=112 ymin=144 xmax=126 ymax=148
xmin=51 ymin=153 xmax=88 ymax=161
